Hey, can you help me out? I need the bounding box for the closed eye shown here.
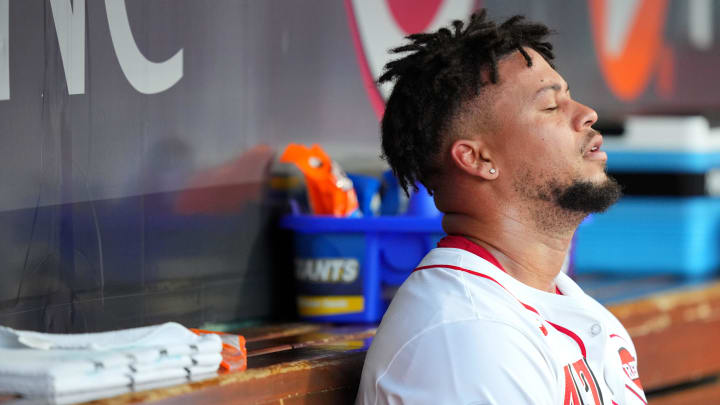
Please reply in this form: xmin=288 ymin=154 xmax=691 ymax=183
xmin=544 ymin=106 xmax=558 ymax=111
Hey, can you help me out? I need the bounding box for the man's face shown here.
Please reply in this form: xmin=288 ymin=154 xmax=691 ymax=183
xmin=484 ymin=48 xmax=620 ymax=213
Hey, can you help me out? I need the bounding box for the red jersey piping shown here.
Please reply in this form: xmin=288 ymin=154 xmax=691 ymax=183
xmin=438 ymin=235 xmax=565 ymax=295
xmin=546 ymin=321 xmax=587 ymax=358
xmin=627 ymin=384 xmax=647 ymax=404
xmin=609 ymin=333 xmax=626 ymax=342
xmin=412 ymin=262 xmax=587 ymax=357
xmin=437 ymin=235 xmax=506 ymax=272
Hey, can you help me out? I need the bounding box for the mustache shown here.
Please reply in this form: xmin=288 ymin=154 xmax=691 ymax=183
xmin=581 ymin=129 xmax=602 ymax=154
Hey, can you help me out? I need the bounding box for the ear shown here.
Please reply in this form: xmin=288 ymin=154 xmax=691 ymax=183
xmin=449 ymin=138 xmax=498 ymax=180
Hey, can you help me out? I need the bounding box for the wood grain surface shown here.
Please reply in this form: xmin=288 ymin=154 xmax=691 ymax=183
xmin=609 ymin=281 xmax=720 ymax=390
xmin=609 ymin=281 xmax=720 ymax=403
xmin=80 ymin=326 xmax=376 ymax=405
xmin=2 ymin=281 xmax=719 ymax=404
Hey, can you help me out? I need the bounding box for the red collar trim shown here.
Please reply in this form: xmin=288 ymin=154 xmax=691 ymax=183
xmin=437 ymin=235 xmax=506 ymax=272
xmin=437 ymin=235 xmax=564 ymax=295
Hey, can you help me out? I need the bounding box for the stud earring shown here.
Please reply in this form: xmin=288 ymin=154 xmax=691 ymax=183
xmin=489 ymin=168 xmax=496 ymax=174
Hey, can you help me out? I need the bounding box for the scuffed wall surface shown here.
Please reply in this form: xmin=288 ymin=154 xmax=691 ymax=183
xmin=1 ymin=0 xmax=719 ymax=331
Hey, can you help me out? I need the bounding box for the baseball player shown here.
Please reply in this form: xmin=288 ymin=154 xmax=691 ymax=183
xmin=356 ymin=10 xmax=645 ymax=405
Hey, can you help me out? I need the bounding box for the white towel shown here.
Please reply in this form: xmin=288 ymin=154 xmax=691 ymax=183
xmin=0 ymin=322 xmax=202 ymax=351
xmin=4 ymin=366 xmax=219 ymax=405
xmin=0 ymin=323 xmax=222 ymax=402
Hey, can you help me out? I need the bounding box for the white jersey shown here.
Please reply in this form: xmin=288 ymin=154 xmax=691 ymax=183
xmin=356 ymin=236 xmax=646 ymax=405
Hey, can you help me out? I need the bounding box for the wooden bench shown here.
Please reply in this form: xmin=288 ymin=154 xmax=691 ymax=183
xmin=2 ymin=279 xmax=719 ymax=404
xmin=610 ymin=280 xmax=720 ymax=404
xmin=93 ymin=323 xmax=374 ymax=404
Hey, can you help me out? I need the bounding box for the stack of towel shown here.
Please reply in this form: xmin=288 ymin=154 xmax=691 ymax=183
xmin=0 ymin=322 xmax=222 ymax=404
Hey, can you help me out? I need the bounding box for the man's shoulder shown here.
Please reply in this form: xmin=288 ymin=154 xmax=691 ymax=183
xmin=388 ymin=246 xmax=532 ymax=322
xmin=368 ymin=247 xmax=548 ymax=363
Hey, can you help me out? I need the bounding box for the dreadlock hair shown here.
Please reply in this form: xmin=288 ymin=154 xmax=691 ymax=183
xmin=379 ymin=9 xmax=555 ymax=196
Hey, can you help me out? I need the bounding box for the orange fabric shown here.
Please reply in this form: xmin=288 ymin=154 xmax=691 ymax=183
xmin=190 ymin=328 xmax=247 ymax=372
xmin=280 ymin=143 xmax=359 ymax=216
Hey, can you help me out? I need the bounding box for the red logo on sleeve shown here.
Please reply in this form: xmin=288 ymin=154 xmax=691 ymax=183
xmin=618 ymin=347 xmax=643 ymax=390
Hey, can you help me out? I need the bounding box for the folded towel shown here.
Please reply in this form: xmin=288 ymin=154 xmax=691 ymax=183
xmin=0 ymin=322 xmax=201 ymax=351
xmin=5 ymin=366 xmax=218 ymax=405
xmin=0 ymin=323 xmax=223 ymax=401
xmin=0 ymin=337 xmax=221 ymax=376
xmin=49 ymin=358 xmax=222 ymax=395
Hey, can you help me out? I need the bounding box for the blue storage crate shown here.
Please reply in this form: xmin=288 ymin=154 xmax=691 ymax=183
xmin=605 ymin=150 xmax=720 ymax=173
xmin=280 ymin=215 xmax=444 ymax=322
xmin=574 ymin=197 xmax=720 ymax=277
xmin=574 ymin=148 xmax=720 ymax=278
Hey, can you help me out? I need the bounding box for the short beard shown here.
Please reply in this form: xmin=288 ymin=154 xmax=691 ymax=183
xmin=553 ymin=177 xmax=622 ymax=213
xmin=514 ymin=170 xmax=622 ymax=233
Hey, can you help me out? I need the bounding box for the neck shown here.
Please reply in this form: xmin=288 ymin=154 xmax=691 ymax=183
xmin=442 ymin=205 xmax=582 ymax=292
